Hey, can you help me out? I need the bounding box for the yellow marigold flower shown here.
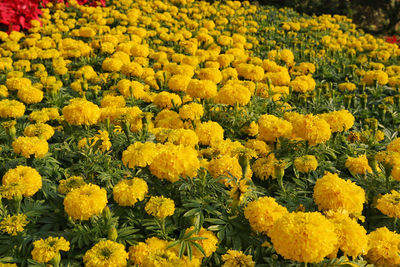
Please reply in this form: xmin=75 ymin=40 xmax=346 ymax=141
xmin=0 ymin=99 xmax=25 ymax=118
xmin=376 ymin=190 xmax=400 ymax=218
xmin=362 ymin=70 xmax=389 ymax=85
xmin=63 ymin=184 xmax=108 ymax=220
xmin=242 ymin=121 xmax=259 ymax=137
xmin=0 ymin=84 xmax=8 ymax=97
xmin=154 ymin=109 xmax=184 ymax=129
xmin=366 ymin=227 xmax=400 ymax=266
xmin=294 ymin=155 xmax=318 ymax=173
xmin=391 ymin=164 xmax=400 ymax=181
xmin=79 ymin=26 xmax=96 ymax=38
xmin=313 ymin=172 xmax=365 ymax=215
xmin=83 ymin=240 xmax=128 ymax=267
xmin=195 ymin=121 xmax=224 ymax=146
xmin=319 ymin=110 xmax=354 ymax=132
xmin=28 ymin=108 xmax=59 ymax=123
xmin=62 ymin=98 xmax=100 ymax=126
xmin=58 ymin=176 xmax=86 ymax=194
xmin=214 ymin=83 xmax=251 ymax=106
xmin=131 ymin=44 xmax=149 ymax=57
xmin=187 ymin=79 xmax=218 ymax=99
xmin=129 ymin=237 xmax=169 ymax=265
xmin=5 ymin=77 xmax=31 ymax=91
xmin=0 ymin=214 xmax=28 ymax=236
xmin=244 ymin=196 xmax=288 ymax=236
xmin=17 ymin=86 xmax=43 ymax=104
xmin=289 ymin=114 xmax=331 ymax=146
xmin=149 ymin=143 xmax=199 ymax=182
xmin=121 ymin=61 xmax=144 ymax=77
xmin=113 ymin=178 xmax=148 ymax=207
xmin=279 ymin=49 xmax=295 ymax=64
xmin=236 ymin=64 xmax=264 ymax=81
xmin=345 ymin=154 xmax=372 ymax=175
xmin=31 ymin=236 xmax=70 ymax=263
xmin=245 ymin=139 xmax=270 ymax=157
xmin=221 ymin=250 xmax=255 ymax=267
xmin=122 ymin=142 xmax=158 ymax=168
xmin=185 ymin=226 xmax=218 ymax=258
xmin=296 ymin=62 xmax=316 ymax=74
xmin=325 ymin=210 xmax=368 ymax=258
xmin=387 ymin=137 xmax=400 ymax=153
xmin=154 ymin=128 xmax=199 ymax=147
xmin=269 ymin=212 xmax=338 ymax=263
xmin=12 ymin=136 xmax=48 ymax=158
xmin=338 ymin=82 xmax=357 ymax=92
xmin=2 ymin=166 xmax=42 ymax=197
xmin=258 ymin=114 xmax=292 ymax=142
xmin=100 ymin=95 xmax=126 ymax=108
xmin=290 ymin=75 xmax=316 ymax=93
xmin=375 ymin=151 xmax=400 ymax=167
xmin=208 ymin=155 xmax=252 ymax=184
xmin=168 ymin=74 xmax=191 ymax=92
xmin=179 ymin=103 xmax=204 ymax=121
xmin=198 ymin=68 xmax=222 ymax=84
xmin=24 ymin=123 xmax=54 ymax=140
xmin=145 ymin=196 xmax=175 ymax=219
xmin=153 ymin=91 xmax=182 ymax=109
xmin=252 ymin=154 xmax=277 ymax=180
xmin=102 ymin=57 xmax=123 ymax=72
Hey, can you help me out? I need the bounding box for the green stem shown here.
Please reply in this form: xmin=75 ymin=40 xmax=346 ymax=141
xmin=159 ymin=218 xmax=167 ymax=240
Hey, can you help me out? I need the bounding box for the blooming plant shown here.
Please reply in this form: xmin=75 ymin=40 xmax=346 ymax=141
xmin=1 ymin=0 xmax=400 ymax=266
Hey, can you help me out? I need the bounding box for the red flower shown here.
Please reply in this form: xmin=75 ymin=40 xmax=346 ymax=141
xmin=0 ymin=0 xmax=42 ymax=32
xmin=385 ymin=35 xmax=400 ymax=44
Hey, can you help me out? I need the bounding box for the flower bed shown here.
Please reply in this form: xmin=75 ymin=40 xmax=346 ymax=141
xmin=0 ymin=0 xmax=400 ymax=266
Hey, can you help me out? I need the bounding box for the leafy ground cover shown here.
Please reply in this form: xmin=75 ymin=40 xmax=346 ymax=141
xmin=1 ymin=0 xmax=400 ymax=266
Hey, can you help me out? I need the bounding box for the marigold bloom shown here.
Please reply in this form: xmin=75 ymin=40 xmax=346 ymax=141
xmin=168 ymin=74 xmax=191 ymax=92
xmin=366 ymin=227 xmax=400 ymax=266
xmin=2 ymin=166 xmax=42 ymax=197
xmin=179 ymin=103 xmax=204 ymax=121
xmin=252 ymin=154 xmax=277 ymax=180
xmin=258 ymin=114 xmax=292 ymax=142
xmin=345 ymin=154 xmax=372 ymax=175
xmin=387 ymin=137 xmax=400 ymax=153
xmin=313 ymin=172 xmax=365 ymax=215
xmin=319 ymin=110 xmax=355 ymax=133
xmin=376 ymin=190 xmax=400 ymax=218
xmin=113 ymin=178 xmax=148 ymax=207
xmin=185 ymin=226 xmax=218 ymax=258
xmin=145 ymin=196 xmax=175 ymax=219
xmin=222 ymin=250 xmax=255 ymax=267
xmin=24 ymin=123 xmax=54 ymax=140
xmin=17 ymin=86 xmax=43 ymax=104
xmin=195 ymin=121 xmax=224 ymax=146
xmin=0 ymin=99 xmax=25 ymax=118
xmin=214 ymin=83 xmax=251 ymax=106
xmin=149 ymin=143 xmax=199 ymax=182
xmin=12 ymin=136 xmax=48 ymax=158
xmin=31 ymin=236 xmax=70 ymax=263
xmin=62 ymin=98 xmax=100 ymax=126
xmin=63 ymin=184 xmax=108 ymax=220
xmin=83 ymin=240 xmax=128 ymax=267
xmin=325 ymin=210 xmax=368 ymax=257
xmin=0 ymin=214 xmax=28 ymax=236
xmin=244 ymin=196 xmax=288 ymax=236
xmin=58 ymin=176 xmax=86 ymax=194
xmin=153 ymin=91 xmax=182 ymax=109
xmin=122 ymin=142 xmax=159 ymax=168
xmin=289 ymin=114 xmax=331 ymax=146
xmin=187 ymin=79 xmax=218 ymax=99
xmin=294 ymin=155 xmax=318 ymax=173
xmin=269 ymin=212 xmax=338 ymax=263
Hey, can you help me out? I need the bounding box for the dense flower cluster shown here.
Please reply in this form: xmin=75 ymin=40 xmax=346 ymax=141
xmin=1 ymin=0 xmax=400 ymax=265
